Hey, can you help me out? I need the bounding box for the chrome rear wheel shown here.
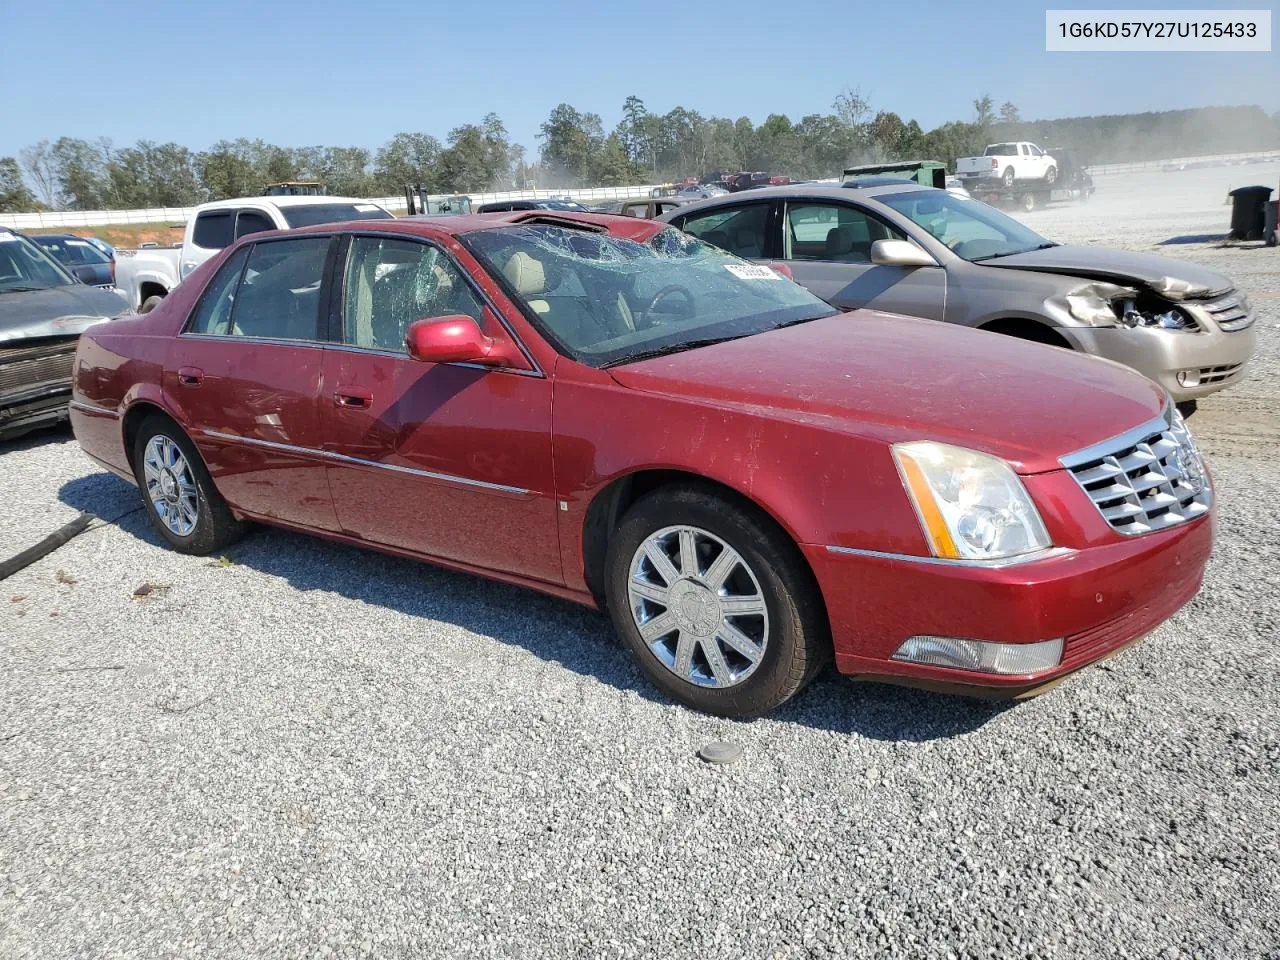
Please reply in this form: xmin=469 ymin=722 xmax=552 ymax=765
xmin=143 ymin=435 xmax=198 ymax=537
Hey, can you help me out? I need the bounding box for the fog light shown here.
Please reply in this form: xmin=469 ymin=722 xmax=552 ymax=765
xmin=1177 ymin=369 xmax=1201 ymax=388
xmin=892 ymin=636 xmax=1063 ymax=675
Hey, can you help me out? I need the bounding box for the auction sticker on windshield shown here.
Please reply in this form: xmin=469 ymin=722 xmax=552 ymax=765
xmin=725 ymin=264 xmax=784 ymax=280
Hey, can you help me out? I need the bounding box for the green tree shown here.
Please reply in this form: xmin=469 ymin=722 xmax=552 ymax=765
xmin=436 ymin=125 xmax=491 ymax=192
xmin=618 ymin=95 xmax=651 ymax=167
xmin=197 ymin=139 xmax=262 ymax=200
xmin=972 ymin=94 xmax=996 ymax=145
xmin=593 ymin=133 xmax=641 ymax=185
xmin=262 ymin=146 xmax=299 ymax=186
xmin=731 ymin=117 xmax=757 ymax=173
xmin=481 ymin=113 xmax=514 ymax=189
xmin=51 ymin=137 xmax=109 ymax=210
xmin=539 ymin=103 xmax=605 ymax=186
xmin=105 ymin=141 xmax=203 ymax=207
xmin=0 ymin=157 xmax=38 ymax=212
xmin=794 ymin=114 xmax=852 ymax=176
xmin=375 ymin=132 xmax=444 ymax=193
xmin=754 ymin=114 xmax=799 ymax=171
xmin=869 ymin=111 xmax=907 ymax=161
xmin=319 ymin=147 xmax=373 ymax=197
xmin=999 ymin=102 xmax=1021 ymax=125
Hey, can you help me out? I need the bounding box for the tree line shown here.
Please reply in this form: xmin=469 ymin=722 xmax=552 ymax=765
xmin=3 ymin=95 xmax=1278 ymax=213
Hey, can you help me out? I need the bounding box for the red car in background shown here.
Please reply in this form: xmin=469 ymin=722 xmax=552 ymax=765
xmin=69 ymin=211 xmax=1213 ymax=716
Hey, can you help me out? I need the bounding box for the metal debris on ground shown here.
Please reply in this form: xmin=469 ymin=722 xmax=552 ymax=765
xmin=697 ymin=741 xmax=744 ymax=764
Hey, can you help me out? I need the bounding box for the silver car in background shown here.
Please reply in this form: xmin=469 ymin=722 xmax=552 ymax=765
xmin=658 ymin=184 xmax=1256 ymax=402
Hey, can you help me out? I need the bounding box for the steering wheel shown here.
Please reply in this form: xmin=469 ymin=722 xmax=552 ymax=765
xmin=642 ymin=284 xmax=696 ymax=325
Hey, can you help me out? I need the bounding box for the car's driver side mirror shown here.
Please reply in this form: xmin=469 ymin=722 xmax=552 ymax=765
xmin=404 ymin=314 xmax=522 ymax=367
xmin=870 ymin=239 xmax=937 ymax=268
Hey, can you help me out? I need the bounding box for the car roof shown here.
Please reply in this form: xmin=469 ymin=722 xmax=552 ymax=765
xmin=669 ymin=182 xmax=936 ymax=212
xmin=194 ymin=195 xmax=389 ymax=213
xmin=284 ymin=209 xmax=670 ymax=241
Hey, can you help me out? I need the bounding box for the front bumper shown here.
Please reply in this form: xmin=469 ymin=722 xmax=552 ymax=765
xmin=1063 ymin=322 xmax=1256 ymax=401
xmin=803 ymin=509 xmax=1213 ymax=696
xmin=0 ymin=384 xmax=72 ymax=440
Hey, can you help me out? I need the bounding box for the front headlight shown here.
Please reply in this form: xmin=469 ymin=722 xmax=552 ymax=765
xmin=1060 ymin=282 xmax=1135 ymax=326
xmin=893 ymin=442 xmax=1052 ymax=561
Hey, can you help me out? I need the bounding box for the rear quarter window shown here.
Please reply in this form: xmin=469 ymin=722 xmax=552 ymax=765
xmin=192 ymin=211 xmax=234 ymax=250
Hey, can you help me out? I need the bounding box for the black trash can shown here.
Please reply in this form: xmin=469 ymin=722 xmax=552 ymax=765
xmin=1228 ymin=185 xmax=1275 ymax=241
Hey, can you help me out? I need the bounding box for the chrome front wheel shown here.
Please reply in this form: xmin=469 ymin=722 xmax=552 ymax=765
xmin=142 ymin=434 xmax=199 ymax=537
xmin=627 ymin=524 xmax=770 ymax=689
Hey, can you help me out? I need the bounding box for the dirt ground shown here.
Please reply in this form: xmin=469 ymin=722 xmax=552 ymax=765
xmin=23 ymin=222 xmax=185 ymax=249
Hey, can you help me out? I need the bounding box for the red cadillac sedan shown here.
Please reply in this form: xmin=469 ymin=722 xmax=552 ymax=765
xmin=69 ymin=211 xmax=1213 ymax=717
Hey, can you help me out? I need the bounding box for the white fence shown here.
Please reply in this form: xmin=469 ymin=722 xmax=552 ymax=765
xmin=0 ymin=184 xmax=668 ymax=231
xmin=1088 ymin=150 xmax=1280 ymax=176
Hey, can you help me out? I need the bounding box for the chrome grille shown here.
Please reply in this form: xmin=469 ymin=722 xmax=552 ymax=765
xmin=1200 ymin=292 xmax=1253 ymax=332
xmin=1061 ymin=410 xmax=1211 ymax=535
xmin=0 ymin=338 xmax=78 ymax=398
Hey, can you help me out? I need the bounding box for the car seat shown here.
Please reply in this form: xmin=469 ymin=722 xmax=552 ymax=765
xmin=730 ymin=227 xmax=763 ymax=258
xmin=701 ymin=229 xmax=732 ymax=252
xmin=502 ymin=250 xmax=634 ymax=346
xmin=503 ymin=251 xmax=551 ymax=317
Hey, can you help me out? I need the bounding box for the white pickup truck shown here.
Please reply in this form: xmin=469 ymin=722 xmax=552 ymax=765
xmin=955 ymin=142 xmax=1058 ymax=189
xmin=115 ymin=195 xmax=395 ymax=312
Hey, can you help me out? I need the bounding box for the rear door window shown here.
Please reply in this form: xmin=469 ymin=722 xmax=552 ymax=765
xmin=678 ymin=203 xmax=770 ymax=258
xmin=192 ymin=211 xmax=234 ymax=251
xmin=222 ymin=237 xmax=331 ymax=340
xmin=235 ymin=210 xmax=276 ymax=239
xmin=187 ymin=247 xmax=250 ymax=335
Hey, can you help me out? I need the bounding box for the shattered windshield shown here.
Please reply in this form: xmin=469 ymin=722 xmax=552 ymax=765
xmin=877 ymin=191 xmax=1056 ymax=262
xmin=460 ymin=225 xmax=836 ymax=367
xmin=0 ymin=230 xmax=75 ymax=292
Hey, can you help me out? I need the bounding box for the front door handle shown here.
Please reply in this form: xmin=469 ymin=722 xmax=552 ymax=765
xmin=333 ymin=386 xmax=373 ymax=409
xmin=177 ymin=366 xmax=204 ymax=386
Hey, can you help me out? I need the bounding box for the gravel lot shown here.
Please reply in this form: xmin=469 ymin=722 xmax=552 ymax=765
xmin=2 ymin=167 xmax=1279 ymax=959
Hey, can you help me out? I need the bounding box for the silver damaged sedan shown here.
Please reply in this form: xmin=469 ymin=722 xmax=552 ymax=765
xmin=659 ymin=184 xmax=1256 ymax=402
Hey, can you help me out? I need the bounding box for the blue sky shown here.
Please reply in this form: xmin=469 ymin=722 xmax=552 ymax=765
xmin=1 ymin=0 xmax=1275 ymax=159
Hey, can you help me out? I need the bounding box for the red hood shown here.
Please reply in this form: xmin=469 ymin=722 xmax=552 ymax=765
xmin=607 ymin=312 xmax=1167 ymax=475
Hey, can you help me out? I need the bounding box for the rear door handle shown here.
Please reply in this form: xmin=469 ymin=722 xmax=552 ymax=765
xmin=333 ymin=386 xmax=373 ymax=409
xmin=177 ymin=366 xmax=204 ymax=386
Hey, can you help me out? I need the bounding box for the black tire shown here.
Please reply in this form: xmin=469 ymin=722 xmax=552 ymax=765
xmin=604 ymin=485 xmax=830 ymax=718
xmin=1044 ymin=165 xmax=1057 ymax=185
xmin=1021 ymin=193 xmax=1037 ymax=212
xmin=140 ymin=295 xmax=165 ymax=313
xmin=132 ymin=414 xmax=245 ymax=555
xmin=1002 ymin=167 xmax=1016 ymax=188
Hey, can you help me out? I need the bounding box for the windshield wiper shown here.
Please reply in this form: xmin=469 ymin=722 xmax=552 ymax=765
xmin=971 ymin=242 xmax=1058 ymax=263
xmin=604 ymin=334 xmax=749 ymax=367
xmin=768 ymin=311 xmax=833 ymax=332
xmin=0 ymin=285 xmax=50 ymax=294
